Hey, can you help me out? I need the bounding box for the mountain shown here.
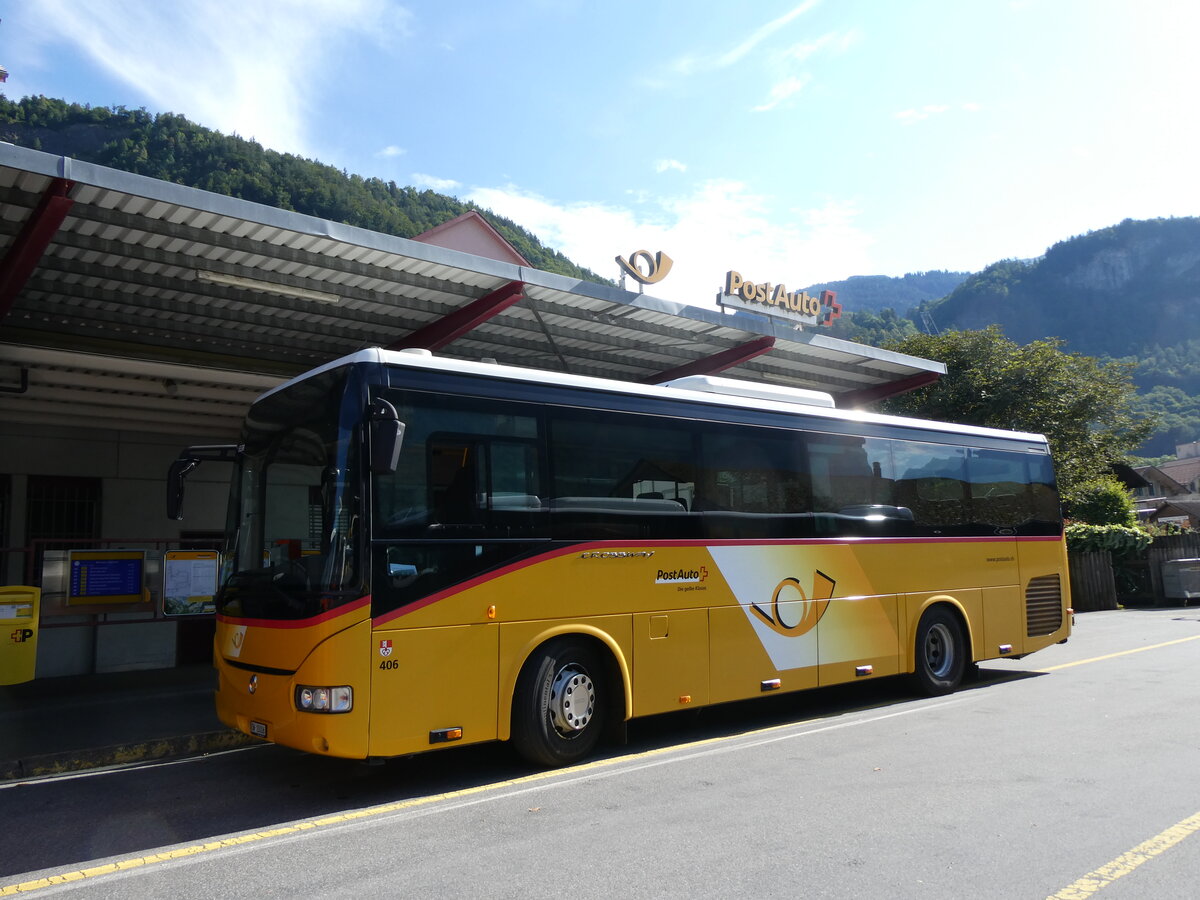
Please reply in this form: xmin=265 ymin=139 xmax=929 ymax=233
xmin=803 ymin=271 xmax=969 ymax=314
xmin=915 ymin=218 xmax=1200 ymax=456
xmin=0 ymin=95 xmax=611 ymax=286
xmin=920 ymin=217 xmax=1200 ymax=359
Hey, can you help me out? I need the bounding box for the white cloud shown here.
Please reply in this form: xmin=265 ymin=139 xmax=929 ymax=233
xmin=664 ymin=0 xmax=820 ymax=77
xmin=25 ymin=0 xmax=413 ymax=156
xmin=782 ymin=28 xmax=860 ymax=63
xmin=412 ymin=173 xmax=462 ymax=191
xmin=894 ymin=104 xmax=952 ymax=125
xmin=752 ymin=74 xmax=812 ymax=112
xmin=466 ymin=181 xmax=873 ymax=307
xmin=655 ymin=159 xmax=688 ymax=174
xmin=377 ymin=145 xmax=407 ymax=158
xmin=716 ymin=0 xmax=821 ymax=68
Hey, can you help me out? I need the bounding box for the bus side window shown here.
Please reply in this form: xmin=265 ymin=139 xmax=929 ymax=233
xmin=1027 ymin=454 xmax=1063 ymax=532
xmin=429 ymin=440 xmax=480 ymax=526
xmin=698 ymin=427 xmax=809 ymax=538
xmin=549 ymin=412 xmax=697 ymax=539
xmin=892 ymin=442 xmax=970 ymax=531
xmin=803 ymin=434 xmax=906 ymax=536
xmin=967 ymin=449 xmax=1030 ymax=528
xmin=427 ymin=435 xmax=546 ymax=536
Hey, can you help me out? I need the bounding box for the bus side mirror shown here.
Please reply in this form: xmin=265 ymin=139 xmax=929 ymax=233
xmin=167 ymin=444 xmax=242 ymax=521
xmin=167 ymin=457 xmax=200 ymax=521
xmin=369 ymin=399 xmax=405 ymax=475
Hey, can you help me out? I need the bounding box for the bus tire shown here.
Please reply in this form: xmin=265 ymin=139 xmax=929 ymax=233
xmin=511 ymin=638 xmax=605 ymax=767
xmin=912 ymin=606 xmax=967 ymax=696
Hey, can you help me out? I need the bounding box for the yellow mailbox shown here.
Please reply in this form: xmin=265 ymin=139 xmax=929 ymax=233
xmin=0 ymin=586 xmax=41 ymax=685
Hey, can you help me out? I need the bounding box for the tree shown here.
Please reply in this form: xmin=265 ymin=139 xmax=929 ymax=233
xmin=879 ymin=327 xmax=1155 ymax=496
xmin=1062 ymin=475 xmax=1137 ymax=526
xmin=827 ymin=306 xmax=918 ymax=346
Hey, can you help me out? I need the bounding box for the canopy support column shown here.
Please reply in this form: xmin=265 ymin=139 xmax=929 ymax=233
xmin=839 ymin=371 xmax=941 ymax=407
xmin=0 ymin=178 xmax=75 ymax=325
xmin=388 ymin=281 xmax=524 ymax=351
xmin=640 ymin=336 xmax=775 ymax=384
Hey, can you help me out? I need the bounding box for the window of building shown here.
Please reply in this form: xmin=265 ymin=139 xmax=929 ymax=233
xmin=24 ymin=475 xmax=102 ymax=581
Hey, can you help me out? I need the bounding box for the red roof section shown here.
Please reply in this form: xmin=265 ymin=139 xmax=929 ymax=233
xmin=413 ymin=211 xmax=530 ymax=266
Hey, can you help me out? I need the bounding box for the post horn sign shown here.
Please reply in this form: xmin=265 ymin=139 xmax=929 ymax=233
xmin=717 ymin=270 xmax=842 ymax=328
xmin=616 ymin=250 xmax=673 ymax=285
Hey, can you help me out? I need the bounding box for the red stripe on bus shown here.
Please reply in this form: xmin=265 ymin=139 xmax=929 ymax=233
xmin=370 ymin=534 xmax=1061 ymax=627
xmin=217 ymin=595 xmax=371 ymax=629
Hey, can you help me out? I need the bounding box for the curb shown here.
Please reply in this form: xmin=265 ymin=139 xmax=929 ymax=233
xmin=0 ymin=730 xmax=260 ymax=782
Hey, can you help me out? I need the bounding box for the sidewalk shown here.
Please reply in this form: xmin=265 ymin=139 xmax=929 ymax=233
xmin=0 ymin=665 xmax=255 ymax=781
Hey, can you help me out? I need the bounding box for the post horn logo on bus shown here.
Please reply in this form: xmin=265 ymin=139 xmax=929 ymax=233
xmin=616 ymin=250 xmax=674 ymax=285
xmin=750 ymin=571 xmax=837 ymax=637
xmin=717 ymin=270 xmax=842 ymax=329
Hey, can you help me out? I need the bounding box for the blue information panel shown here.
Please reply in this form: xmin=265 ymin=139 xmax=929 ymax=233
xmin=67 ymin=551 xmax=146 ymax=605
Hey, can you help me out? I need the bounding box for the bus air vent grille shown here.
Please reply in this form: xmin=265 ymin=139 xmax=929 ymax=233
xmin=1025 ymin=574 xmax=1063 ymax=637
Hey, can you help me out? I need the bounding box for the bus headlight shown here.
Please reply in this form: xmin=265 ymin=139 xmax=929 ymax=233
xmin=295 ymin=685 xmax=353 ymax=713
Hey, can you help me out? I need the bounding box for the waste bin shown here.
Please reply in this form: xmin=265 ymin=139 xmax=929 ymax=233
xmin=0 ymin=586 xmax=41 ymax=685
xmin=1161 ymin=559 xmax=1200 ymax=606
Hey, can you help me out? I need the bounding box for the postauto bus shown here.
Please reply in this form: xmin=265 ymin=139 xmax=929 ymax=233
xmin=168 ymin=348 xmax=1071 ymax=767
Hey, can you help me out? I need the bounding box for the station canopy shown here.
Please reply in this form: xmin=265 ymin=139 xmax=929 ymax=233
xmin=0 ymin=143 xmax=944 ymax=439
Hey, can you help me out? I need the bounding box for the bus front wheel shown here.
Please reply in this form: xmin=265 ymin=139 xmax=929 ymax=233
xmin=512 ymin=638 xmax=605 ymax=767
xmin=912 ymin=606 xmax=967 ymax=696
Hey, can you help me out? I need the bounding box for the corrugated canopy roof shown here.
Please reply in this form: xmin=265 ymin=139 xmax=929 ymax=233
xmin=0 ymin=143 xmax=944 ymax=439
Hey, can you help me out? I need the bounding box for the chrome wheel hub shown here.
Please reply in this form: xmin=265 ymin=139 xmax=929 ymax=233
xmin=549 ymin=664 xmax=595 ymax=735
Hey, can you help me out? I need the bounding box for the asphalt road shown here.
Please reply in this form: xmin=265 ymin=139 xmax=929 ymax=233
xmin=3 ymin=607 xmax=1199 ymax=899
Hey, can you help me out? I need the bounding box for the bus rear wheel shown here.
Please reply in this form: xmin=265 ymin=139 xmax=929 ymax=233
xmin=512 ymin=638 xmax=605 ymax=767
xmin=912 ymin=606 xmax=967 ymax=696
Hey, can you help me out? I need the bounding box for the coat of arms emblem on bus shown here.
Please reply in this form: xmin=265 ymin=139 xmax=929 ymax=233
xmin=379 ymin=639 xmax=393 ymax=657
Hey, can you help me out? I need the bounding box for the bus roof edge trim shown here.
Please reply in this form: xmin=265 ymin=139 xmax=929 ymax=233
xmin=661 ymin=375 xmax=836 ymax=409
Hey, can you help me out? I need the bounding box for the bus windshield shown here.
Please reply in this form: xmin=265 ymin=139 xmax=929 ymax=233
xmin=217 ymin=366 xmax=364 ymax=620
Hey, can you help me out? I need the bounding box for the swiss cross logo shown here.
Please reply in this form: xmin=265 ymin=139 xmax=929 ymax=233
xmin=379 ymin=639 xmax=393 ymax=657
xmin=10 ymin=628 xmax=33 ymax=643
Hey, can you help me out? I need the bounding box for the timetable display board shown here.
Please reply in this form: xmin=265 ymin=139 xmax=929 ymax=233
xmin=67 ymin=550 xmax=147 ymax=605
xmin=163 ymin=550 xmax=219 ymax=615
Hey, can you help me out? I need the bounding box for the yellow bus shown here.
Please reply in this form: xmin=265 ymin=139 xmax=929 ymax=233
xmin=169 ymin=347 xmax=1071 ymax=767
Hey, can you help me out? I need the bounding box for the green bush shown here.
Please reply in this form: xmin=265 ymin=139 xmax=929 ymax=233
xmin=1065 ymin=523 xmax=1152 ymax=556
xmin=1063 ymin=475 xmax=1138 ymax=526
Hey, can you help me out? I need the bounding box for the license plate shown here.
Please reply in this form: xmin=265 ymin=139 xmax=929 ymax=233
xmin=249 ymin=721 xmax=268 ymax=738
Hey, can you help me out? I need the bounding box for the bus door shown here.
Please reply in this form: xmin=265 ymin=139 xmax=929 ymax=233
xmin=370 ymin=424 xmax=544 ymax=755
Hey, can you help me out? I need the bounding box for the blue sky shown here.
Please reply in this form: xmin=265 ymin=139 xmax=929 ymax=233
xmin=4 ymin=0 xmax=1198 ymax=307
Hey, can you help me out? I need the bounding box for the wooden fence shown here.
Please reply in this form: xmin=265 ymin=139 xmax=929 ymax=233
xmin=1067 ymin=534 xmax=1200 ymax=611
xmin=1068 ymin=551 xmax=1118 ymax=612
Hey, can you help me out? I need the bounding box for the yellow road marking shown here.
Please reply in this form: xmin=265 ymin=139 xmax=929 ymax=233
xmin=1038 ymin=634 xmax=1200 ymax=672
xmin=1047 ymin=810 xmax=1200 ymax=899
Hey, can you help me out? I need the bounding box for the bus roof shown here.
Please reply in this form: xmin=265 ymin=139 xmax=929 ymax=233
xmin=260 ymin=347 xmax=1052 ymax=450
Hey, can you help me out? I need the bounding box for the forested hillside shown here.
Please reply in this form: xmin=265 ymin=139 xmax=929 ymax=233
xmin=804 ymin=270 xmax=968 ymax=314
xmin=919 ymin=217 xmax=1200 ymax=359
xmin=913 ymin=218 xmax=1200 ymax=456
xmin=0 ymin=95 xmax=610 ymax=285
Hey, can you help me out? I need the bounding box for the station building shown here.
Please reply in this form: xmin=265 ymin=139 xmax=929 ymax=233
xmin=0 ymin=142 xmax=944 ymax=681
